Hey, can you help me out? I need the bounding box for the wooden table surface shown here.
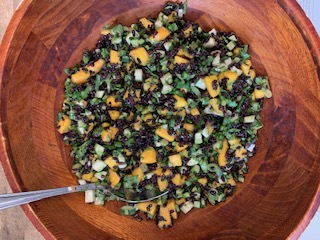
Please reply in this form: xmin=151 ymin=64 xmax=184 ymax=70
xmin=0 ymin=1 xmax=43 ymax=239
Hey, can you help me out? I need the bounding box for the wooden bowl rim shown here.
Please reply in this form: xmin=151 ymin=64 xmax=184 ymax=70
xmin=0 ymin=0 xmax=319 ymax=239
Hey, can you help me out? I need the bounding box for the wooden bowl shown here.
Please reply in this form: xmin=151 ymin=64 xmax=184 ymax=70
xmin=0 ymin=0 xmax=319 ymax=239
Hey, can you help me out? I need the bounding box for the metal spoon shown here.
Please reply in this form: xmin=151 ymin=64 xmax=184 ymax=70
xmin=0 ymin=183 xmax=168 ymax=210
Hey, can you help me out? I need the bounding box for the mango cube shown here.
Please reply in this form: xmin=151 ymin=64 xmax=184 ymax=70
xmin=129 ymin=47 xmax=150 ymax=66
xmin=168 ymin=154 xmax=182 ymax=167
xmin=57 ymin=115 xmax=71 ymax=134
xmin=108 ymin=110 xmax=120 ymax=120
xmin=139 ymin=18 xmax=153 ymax=29
xmin=218 ymin=138 xmax=229 ymax=167
xmin=106 ymin=95 xmax=122 ymax=107
xmin=140 ymin=147 xmax=157 ymax=164
xmin=136 ymin=201 xmax=157 ymax=217
xmin=204 ymin=75 xmax=220 ymax=98
xmin=109 ymin=169 xmax=121 ymax=188
xmin=155 ymin=127 xmax=175 ymax=142
xmin=150 ymin=27 xmax=171 ymax=43
xmin=173 ymin=95 xmax=188 ymax=109
xmin=110 ymin=50 xmax=121 ymax=64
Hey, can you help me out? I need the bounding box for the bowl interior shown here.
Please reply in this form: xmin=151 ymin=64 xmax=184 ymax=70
xmin=1 ymin=0 xmax=319 ymax=239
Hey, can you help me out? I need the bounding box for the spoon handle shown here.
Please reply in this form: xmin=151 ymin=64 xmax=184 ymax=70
xmin=0 ymin=184 xmax=97 ymax=210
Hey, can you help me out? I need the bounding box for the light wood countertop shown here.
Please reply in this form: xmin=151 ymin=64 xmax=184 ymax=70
xmin=0 ymin=0 xmax=43 ymax=239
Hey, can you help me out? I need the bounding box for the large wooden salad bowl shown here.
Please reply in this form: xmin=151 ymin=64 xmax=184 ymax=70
xmin=0 ymin=0 xmax=319 ymax=239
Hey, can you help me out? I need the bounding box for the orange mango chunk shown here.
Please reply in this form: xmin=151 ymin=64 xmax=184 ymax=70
xmin=150 ymin=27 xmax=171 ymax=43
xmin=155 ymin=127 xmax=175 ymax=142
xmin=57 ymin=115 xmax=71 ymax=134
xmin=140 ymin=147 xmax=157 ymax=164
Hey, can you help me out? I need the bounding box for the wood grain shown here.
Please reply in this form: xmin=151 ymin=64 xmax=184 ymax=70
xmin=0 ymin=0 xmax=319 ymax=239
xmin=0 ymin=0 xmax=43 ymax=239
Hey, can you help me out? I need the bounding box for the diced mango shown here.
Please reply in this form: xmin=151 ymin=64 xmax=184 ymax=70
xmin=110 ymin=50 xmax=121 ymax=64
xmin=168 ymin=154 xmax=182 ymax=167
xmin=150 ymin=27 xmax=171 ymax=43
xmin=71 ymin=69 xmax=90 ymax=85
xmin=173 ymin=95 xmax=188 ymax=109
xmin=139 ymin=17 xmax=153 ymax=29
xmin=131 ymin=167 xmax=144 ymax=182
xmin=128 ymin=112 xmax=134 ymax=121
xmin=219 ymin=70 xmax=238 ymax=91
xmin=135 ymin=89 xmax=141 ymax=98
xmin=241 ymin=63 xmax=250 ymax=76
xmin=136 ymin=201 xmax=157 ymax=216
xmin=57 ymin=115 xmax=71 ymax=134
xmin=176 ymin=198 xmax=186 ymax=205
xmin=140 ymin=147 xmax=157 ymax=164
xmin=143 ymin=113 xmax=153 ymax=125
xmin=206 ymin=123 xmax=214 ymax=135
xmin=71 ymin=59 xmax=105 ymax=85
xmin=228 ymin=138 xmax=241 ymax=149
xmin=168 ymin=11 xmax=177 ymax=23
xmin=82 ymin=172 xmax=94 ymax=182
xmin=109 ymin=169 xmax=121 ymax=188
xmin=184 ymin=25 xmax=193 ymax=37
xmin=102 ymin=122 xmax=110 ymax=128
xmin=183 ymin=123 xmax=195 ymax=133
xmin=204 ymin=75 xmax=220 ymax=98
xmin=174 ymin=55 xmax=189 ymax=64
xmin=90 ymin=177 xmax=99 ymax=183
xmin=233 ymin=47 xmax=241 ymax=55
xmin=177 ymin=109 xmax=186 ymax=117
xmin=163 ymin=169 xmax=173 ymax=177
xmin=133 ymin=120 xmax=141 ymax=131
xmin=175 ymin=144 xmax=188 ymax=152
xmin=104 ymin=156 xmax=119 ymax=170
xmin=158 ymin=205 xmax=172 ymax=229
xmin=144 ymin=77 xmax=159 ymax=92
xmin=190 ymin=108 xmax=200 ymax=116
xmin=254 ymin=89 xmax=265 ymax=99
xmin=177 ymin=49 xmax=193 ymax=59
xmin=123 ymin=89 xmax=129 ymax=100
xmin=87 ymin=59 xmax=105 ymax=73
xmin=159 ymin=109 xmax=168 ymax=116
xmin=157 ymin=177 xmax=168 ymax=192
xmin=106 ymin=95 xmax=122 ymax=107
xmin=126 ymin=61 xmax=133 ymax=72
xmin=171 ymin=173 xmax=182 ymax=185
xmin=223 ymin=70 xmax=238 ymax=81
xmin=249 ymin=69 xmax=256 ymax=79
xmin=218 ymin=138 xmax=229 ymax=167
xmin=155 ymin=127 xmax=175 ymax=142
xmin=180 ymin=150 xmax=188 ymax=158
xmin=101 ymin=127 xmax=119 ymax=142
xmin=198 ymin=178 xmax=208 ymax=186
xmin=245 ymin=60 xmax=252 ymax=67
xmin=124 ymin=149 xmax=132 ymax=156
xmin=153 ymin=168 xmax=163 ymax=176
xmin=167 ymin=199 xmax=178 ymax=219
xmin=209 ymin=98 xmax=223 ymax=115
xmin=86 ymin=122 xmax=94 ymax=134
xmin=108 ymin=110 xmax=120 ymax=120
xmin=235 ymin=147 xmax=247 ymax=160
xmin=109 ymin=126 xmax=119 ymax=137
xmin=227 ymin=177 xmax=237 ymax=186
xmin=129 ymin=47 xmax=150 ymax=66
xmin=101 ymin=29 xmax=111 ymax=35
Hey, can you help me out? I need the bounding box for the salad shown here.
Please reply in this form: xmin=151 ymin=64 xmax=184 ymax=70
xmin=57 ymin=1 xmax=272 ymax=229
